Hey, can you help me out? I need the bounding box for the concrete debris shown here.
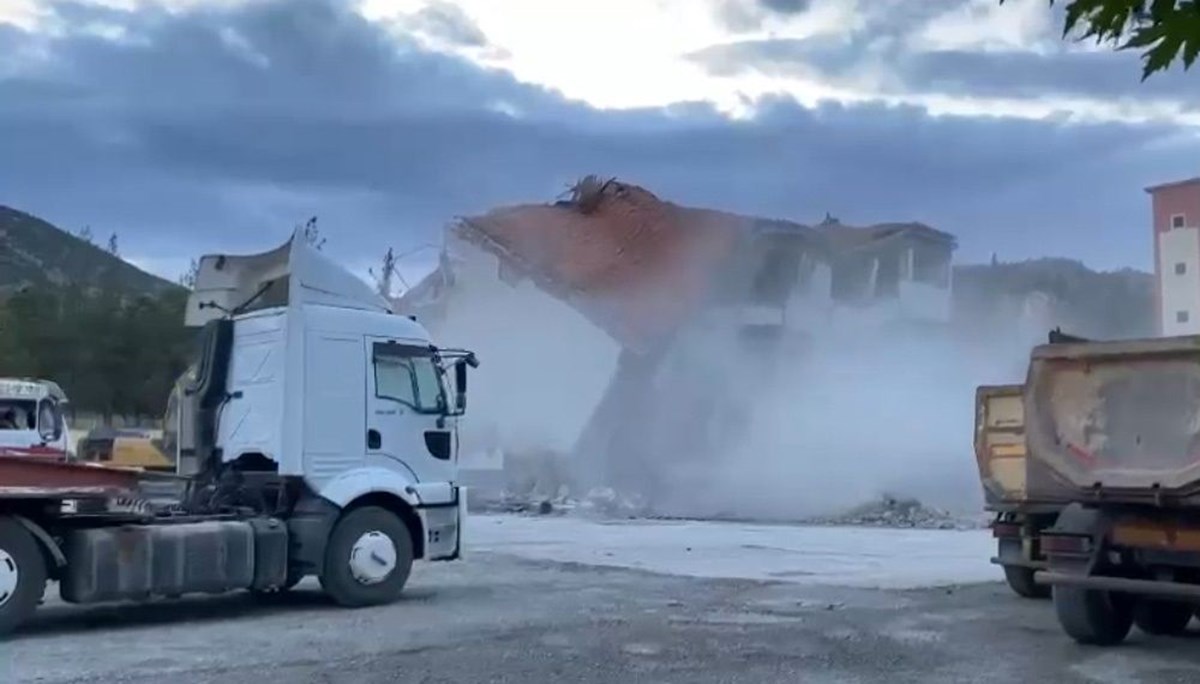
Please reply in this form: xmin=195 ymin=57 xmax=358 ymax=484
xmin=805 ymin=494 xmax=985 ymax=530
xmin=576 ymin=486 xmax=651 ymax=518
xmin=466 ymin=485 xmax=652 ymax=520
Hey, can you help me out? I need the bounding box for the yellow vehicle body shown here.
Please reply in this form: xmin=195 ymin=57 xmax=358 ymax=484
xmin=974 ymin=383 xmax=1061 ymax=600
xmin=77 ymin=429 xmax=173 ymax=471
xmin=77 ymin=366 xmax=194 ymax=473
xmin=974 ymin=384 xmax=1029 ymax=505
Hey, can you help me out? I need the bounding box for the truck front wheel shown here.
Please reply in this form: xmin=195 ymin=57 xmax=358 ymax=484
xmin=319 ymin=506 xmax=414 ymax=608
xmin=0 ymin=517 xmax=48 ymax=636
xmin=1053 ymin=585 xmax=1134 ymax=646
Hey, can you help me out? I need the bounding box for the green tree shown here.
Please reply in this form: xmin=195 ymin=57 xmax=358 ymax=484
xmin=0 ymin=283 xmax=191 ymax=424
xmin=1006 ymin=0 xmax=1200 ymax=79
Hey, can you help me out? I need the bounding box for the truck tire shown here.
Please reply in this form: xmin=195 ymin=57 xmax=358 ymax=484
xmin=1003 ymin=566 xmax=1050 ymax=599
xmin=1053 ymin=585 xmax=1134 ymax=646
xmin=0 ymin=517 xmax=48 ymax=636
xmin=319 ymin=506 xmax=413 ymax=608
xmin=1133 ymin=600 xmax=1193 ymax=636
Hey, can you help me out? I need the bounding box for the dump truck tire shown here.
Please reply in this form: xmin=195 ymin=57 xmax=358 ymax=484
xmin=319 ymin=506 xmax=413 ymax=608
xmin=1053 ymin=585 xmax=1133 ymax=646
xmin=1133 ymin=600 xmax=1193 ymax=636
xmin=0 ymin=517 xmax=48 ymax=637
xmin=1003 ymin=566 xmax=1050 ymax=599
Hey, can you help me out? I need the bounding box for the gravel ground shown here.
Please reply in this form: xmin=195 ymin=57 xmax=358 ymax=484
xmin=7 ymin=525 xmax=1200 ymax=683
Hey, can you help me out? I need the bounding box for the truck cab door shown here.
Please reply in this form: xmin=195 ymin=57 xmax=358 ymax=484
xmin=365 ymin=338 xmax=455 ymax=492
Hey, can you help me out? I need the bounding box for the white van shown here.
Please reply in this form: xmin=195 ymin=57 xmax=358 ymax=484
xmin=0 ymin=378 xmax=71 ymax=458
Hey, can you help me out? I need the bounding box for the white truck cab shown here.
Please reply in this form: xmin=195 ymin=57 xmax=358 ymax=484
xmin=176 ymin=229 xmax=476 ymax=599
xmin=0 ymin=378 xmax=70 ymax=458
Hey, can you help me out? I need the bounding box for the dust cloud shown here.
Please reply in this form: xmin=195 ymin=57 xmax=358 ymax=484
xmin=425 ymin=242 xmax=1098 ymax=521
xmin=649 ymin=331 xmax=1033 ymax=520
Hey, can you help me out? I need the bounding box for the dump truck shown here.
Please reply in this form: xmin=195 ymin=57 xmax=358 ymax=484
xmin=0 ymin=230 xmax=477 ymax=635
xmin=1024 ymin=333 xmax=1200 ymax=645
xmin=974 ymin=383 xmax=1061 ymax=599
xmin=0 ymin=378 xmax=71 ymax=459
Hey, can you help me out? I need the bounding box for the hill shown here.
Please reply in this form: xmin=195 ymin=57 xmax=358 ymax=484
xmin=0 ymin=205 xmax=180 ymax=294
xmin=953 ymin=258 xmax=1156 ymax=341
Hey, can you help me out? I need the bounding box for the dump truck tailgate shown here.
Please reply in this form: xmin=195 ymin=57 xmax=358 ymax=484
xmin=975 ymin=384 xmax=1028 ymax=506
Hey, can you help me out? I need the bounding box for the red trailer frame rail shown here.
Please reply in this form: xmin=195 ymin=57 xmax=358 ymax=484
xmin=0 ymin=455 xmax=142 ymax=499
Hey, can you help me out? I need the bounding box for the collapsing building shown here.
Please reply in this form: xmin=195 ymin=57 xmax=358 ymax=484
xmin=400 ymin=178 xmax=956 ymax=503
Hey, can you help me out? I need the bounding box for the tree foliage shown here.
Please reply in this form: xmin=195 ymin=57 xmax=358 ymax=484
xmin=0 ymin=284 xmax=192 ymax=421
xmin=1005 ymin=1 xmax=1200 ymax=79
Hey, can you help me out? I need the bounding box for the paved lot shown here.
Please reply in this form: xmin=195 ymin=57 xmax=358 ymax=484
xmin=6 ymin=516 xmax=1200 ymax=683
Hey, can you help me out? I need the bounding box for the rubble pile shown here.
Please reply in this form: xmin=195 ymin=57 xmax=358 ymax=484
xmin=468 ymin=485 xmax=653 ymax=519
xmin=806 ymin=494 xmax=985 ymax=530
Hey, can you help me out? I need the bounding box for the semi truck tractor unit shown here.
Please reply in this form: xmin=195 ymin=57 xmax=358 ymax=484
xmin=0 ymin=231 xmax=477 ymax=636
xmin=1022 ymin=333 xmax=1200 ymax=645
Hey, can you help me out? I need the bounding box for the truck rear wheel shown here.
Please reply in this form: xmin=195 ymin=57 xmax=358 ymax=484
xmin=0 ymin=517 xmax=48 ymax=636
xmin=319 ymin=506 xmax=413 ymax=608
xmin=1053 ymin=585 xmax=1134 ymax=646
xmin=1003 ymin=565 xmax=1050 ymax=599
xmin=1133 ymin=600 xmax=1193 ymax=636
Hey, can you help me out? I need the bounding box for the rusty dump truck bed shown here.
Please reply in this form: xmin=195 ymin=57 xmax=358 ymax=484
xmin=0 ymin=455 xmax=142 ymax=499
xmin=1023 ymin=334 xmax=1200 ymax=504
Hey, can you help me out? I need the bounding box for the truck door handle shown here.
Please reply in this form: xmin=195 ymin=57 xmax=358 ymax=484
xmin=367 ymin=429 xmax=381 ymax=449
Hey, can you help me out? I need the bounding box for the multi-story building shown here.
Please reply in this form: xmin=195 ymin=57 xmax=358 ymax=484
xmin=1148 ymin=176 xmax=1200 ymax=336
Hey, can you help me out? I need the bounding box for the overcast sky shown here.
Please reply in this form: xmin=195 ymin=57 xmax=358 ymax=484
xmin=1 ymin=0 xmax=1197 ymax=283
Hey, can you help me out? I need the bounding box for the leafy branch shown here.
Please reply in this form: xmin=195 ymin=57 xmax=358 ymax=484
xmin=1003 ymin=0 xmax=1200 ymax=79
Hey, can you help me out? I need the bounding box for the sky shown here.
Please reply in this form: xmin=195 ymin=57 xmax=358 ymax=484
xmin=1 ymin=0 xmax=1198 ymax=285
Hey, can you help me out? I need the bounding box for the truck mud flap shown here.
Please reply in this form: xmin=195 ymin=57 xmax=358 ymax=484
xmin=286 ymin=496 xmax=339 ymax=576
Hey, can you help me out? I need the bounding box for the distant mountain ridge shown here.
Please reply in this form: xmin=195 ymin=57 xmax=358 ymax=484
xmin=0 ymin=205 xmax=179 ymax=294
xmin=953 ymin=258 xmax=1155 ymax=340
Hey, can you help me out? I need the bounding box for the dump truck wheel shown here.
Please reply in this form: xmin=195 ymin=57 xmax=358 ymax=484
xmin=319 ymin=506 xmax=413 ymax=608
xmin=0 ymin=517 xmax=48 ymax=636
xmin=1053 ymin=585 xmax=1134 ymax=646
xmin=1133 ymin=600 xmax=1193 ymax=636
xmin=1003 ymin=566 xmax=1050 ymax=599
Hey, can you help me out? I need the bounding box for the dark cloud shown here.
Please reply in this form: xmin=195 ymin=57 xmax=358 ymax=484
xmin=689 ymin=24 xmax=1199 ymax=109
xmin=0 ymin=0 xmax=1195 ymax=279
xmin=759 ymin=0 xmax=811 ymax=14
xmin=716 ymin=0 xmax=813 ymax=32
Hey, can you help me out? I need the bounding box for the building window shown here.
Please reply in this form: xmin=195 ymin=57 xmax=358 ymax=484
xmin=1178 ymin=310 xmax=1190 ymax=324
xmin=1177 ymin=262 xmax=1188 ymax=275
xmin=1172 ymin=214 xmax=1186 ymax=229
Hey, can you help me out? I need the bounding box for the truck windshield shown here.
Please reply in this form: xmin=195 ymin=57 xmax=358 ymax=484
xmin=0 ymin=399 xmax=36 ymax=431
xmin=373 ymin=343 xmax=446 ymax=413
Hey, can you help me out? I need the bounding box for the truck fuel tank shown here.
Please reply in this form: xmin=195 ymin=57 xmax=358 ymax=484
xmin=60 ymin=518 xmax=288 ymax=604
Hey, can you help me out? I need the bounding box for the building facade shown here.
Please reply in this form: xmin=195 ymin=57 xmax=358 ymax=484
xmin=1148 ymin=177 xmax=1200 ymax=336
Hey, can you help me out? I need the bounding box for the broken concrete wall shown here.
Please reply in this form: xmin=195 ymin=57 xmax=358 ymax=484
xmin=402 ymin=179 xmax=988 ymax=519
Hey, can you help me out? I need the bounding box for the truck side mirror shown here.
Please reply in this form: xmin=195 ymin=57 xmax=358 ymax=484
xmin=454 ymin=361 xmax=468 ymax=413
